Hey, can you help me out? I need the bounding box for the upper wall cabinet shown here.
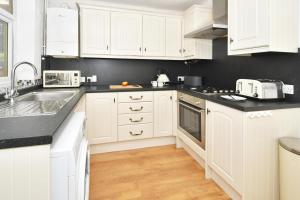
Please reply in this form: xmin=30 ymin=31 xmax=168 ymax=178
xmin=111 ymin=12 xmax=143 ymax=56
xmin=166 ymin=17 xmax=183 ymax=57
xmin=80 ymin=8 xmax=110 ymax=56
xmin=228 ymin=0 xmax=299 ymax=55
xmin=142 ymin=15 xmax=166 ymax=57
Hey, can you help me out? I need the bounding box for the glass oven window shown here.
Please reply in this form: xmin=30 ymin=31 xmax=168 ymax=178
xmin=179 ymin=103 xmax=202 ymax=142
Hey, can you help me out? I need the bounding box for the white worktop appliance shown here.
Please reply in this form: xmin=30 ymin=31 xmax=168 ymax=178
xmin=51 ymin=112 xmax=89 ymax=200
xmin=236 ymin=79 xmax=285 ymax=99
xmin=43 ymin=70 xmax=81 ymax=88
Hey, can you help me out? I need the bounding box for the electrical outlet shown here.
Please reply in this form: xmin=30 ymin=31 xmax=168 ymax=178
xmin=283 ymin=84 xmax=294 ymax=94
xmin=177 ymin=76 xmax=185 ymax=82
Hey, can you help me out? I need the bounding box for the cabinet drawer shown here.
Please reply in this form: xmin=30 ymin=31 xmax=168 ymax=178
xmin=118 ymin=113 xmax=153 ymax=125
xmin=118 ymin=123 xmax=153 ymax=141
xmin=118 ymin=102 xmax=153 ymax=114
xmin=118 ymin=92 xmax=153 ymax=103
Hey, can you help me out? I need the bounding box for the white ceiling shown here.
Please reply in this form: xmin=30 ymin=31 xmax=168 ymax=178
xmin=95 ymin=0 xmax=212 ymax=11
xmin=49 ymin=0 xmax=212 ymax=11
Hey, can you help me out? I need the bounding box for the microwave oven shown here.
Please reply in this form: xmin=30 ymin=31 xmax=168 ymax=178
xmin=43 ymin=70 xmax=81 ymax=88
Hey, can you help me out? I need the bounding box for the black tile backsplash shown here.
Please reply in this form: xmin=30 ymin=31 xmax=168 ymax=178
xmin=47 ymin=37 xmax=300 ymax=100
xmin=190 ymin=38 xmax=300 ymax=100
xmin=47 ymin=58 xmax=189 ymax=85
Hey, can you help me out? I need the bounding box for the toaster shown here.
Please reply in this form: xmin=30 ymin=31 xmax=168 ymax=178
xmin=236 ymin=79 xmax=285 ymax=99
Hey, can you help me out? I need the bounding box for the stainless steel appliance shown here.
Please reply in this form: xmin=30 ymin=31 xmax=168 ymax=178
xmin=43 ymin=70 xmax=81 ymax=88
xmin=184 ymin=76 xmax=203 ymax=87
xmin=178 ymin=91 xmax=206 ymax=150
xmin=236 ymin=79 xmax=285 ymax=99
xmin=184 ymin=0 xmax=228 ymax=39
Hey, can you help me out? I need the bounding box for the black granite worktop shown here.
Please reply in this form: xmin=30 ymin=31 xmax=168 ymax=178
xmin=1 ymin=84 xmax=300 ymax=149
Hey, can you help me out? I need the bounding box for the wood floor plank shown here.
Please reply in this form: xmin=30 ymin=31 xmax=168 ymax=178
xmin=90 ymin=145 xmax=230 ymax=200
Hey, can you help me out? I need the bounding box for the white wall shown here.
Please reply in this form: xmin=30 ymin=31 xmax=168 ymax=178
xmin=14 ymin=0 xmax=43 ymax=80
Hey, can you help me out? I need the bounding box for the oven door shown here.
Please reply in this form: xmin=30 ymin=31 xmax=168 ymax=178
xmin=178 ymin=101 xmax=206 ymax=150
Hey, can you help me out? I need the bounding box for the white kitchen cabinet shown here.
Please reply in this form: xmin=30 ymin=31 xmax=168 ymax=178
xmin=166 ymin=17 xmax=182 ymax=57
xmin=154 ymin=91 xmax=173 ymax=137
xmin=206 ymin=101 xmax=243 ymax=194
xmin=228 ymin=0 xmax=298 ymax=55
xmin=142 ymin=15 xmax=166 ymax=56
xmin=80 ymin=8 xmax=110 ymax=56
xmin=47 ymin=8 xmax=78 ymax=57
xmin=86 ymin=93 xmax=118 ymax=144
xmin=0 ymin=145 xmax=50 ymax=200
xmin=206 ymin=101 xmax=300 ymax=200
xmin=183 ymin=38 xmax=212 ymax=60
xmin=111 ymin=11 xmax=143 ymax=56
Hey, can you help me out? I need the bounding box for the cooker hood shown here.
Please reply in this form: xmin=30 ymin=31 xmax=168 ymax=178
xmin=185 ymin=0 xmax=228 ymax=39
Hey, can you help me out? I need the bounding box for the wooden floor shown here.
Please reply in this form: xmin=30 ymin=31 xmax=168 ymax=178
xmin=90 ymin=145 xmax=230 ymax=200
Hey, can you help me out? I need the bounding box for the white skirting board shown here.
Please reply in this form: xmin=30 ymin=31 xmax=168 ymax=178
xmin=90 ymin=136 xmax=176 ymax=154
xmin=206 ymin=166 xmax=242 ymax=200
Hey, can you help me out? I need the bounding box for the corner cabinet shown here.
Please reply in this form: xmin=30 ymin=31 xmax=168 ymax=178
xmin=154 ymin=91 xmax=174 ymax=137
xmin=86 ymin=93 xmax=118 ymax=144
xmin=206 ymin=101 xmax=243 ymax=195
xmin=183 ymin=38 xmax=212 ymax=60
xmin=80 ymin=8 xmax=110 ymax=56
xmin=228 ymin=0 xmax=299 ymax=55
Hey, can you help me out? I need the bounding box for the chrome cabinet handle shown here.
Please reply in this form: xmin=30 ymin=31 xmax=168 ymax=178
xmin=129 ymin=130 xmax=143 ymax=136
xmin=129 ymin=95 xmax=143 ymax=100
xmin=129 ymin=106 xmax=143 ymax=111
xmin=183 ymin=49 xmax=186 ymax=53
xmin=129 ymin=117 xmax=144 ymax=123
xmin=144 ymin=48 xmax=147 ymax=52
xmin=179 ymin=49 xmax=182 ymax=53
xmin=139 ymin=47 xmax=142 ymax=52
xmin=230 ymin=38 xmax=234 ymax=43
xmin=207 ymin=109 xmax=211 ymax=115
xmin=107 ymin=45 xmax=109 ymax=50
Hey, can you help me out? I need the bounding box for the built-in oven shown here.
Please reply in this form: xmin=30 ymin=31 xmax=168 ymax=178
xmin=177 ymin=92 xmax=206 ymax=150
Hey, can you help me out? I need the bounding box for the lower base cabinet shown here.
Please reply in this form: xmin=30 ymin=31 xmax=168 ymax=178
xmin=86 ymin=93 xmax=118 ymax=144
xmin=206 ymin=101 xmax=300 ymax=200
xmin=154 ymin=91 xmax=174 ymax=137
xmin=0 ymin=145 xmax=50 ymax=200
xmin=87 ymin=91 xmax=175 ymax=144
xmin=206 ymin=101 xmax=243 ymax=194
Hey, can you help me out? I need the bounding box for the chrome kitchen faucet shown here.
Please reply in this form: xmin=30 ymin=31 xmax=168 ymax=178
xmin=4 ymin=61 xmax=38 ymax=105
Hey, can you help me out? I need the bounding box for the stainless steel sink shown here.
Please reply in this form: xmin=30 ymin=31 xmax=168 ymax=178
xmin=18 ymin=91 xmax=76 ymax=102
xmin=0 ymin=90 xmax=79 ymax=118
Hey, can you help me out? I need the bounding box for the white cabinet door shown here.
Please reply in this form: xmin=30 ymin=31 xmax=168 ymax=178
xmin=111 ymin=12 xmax=142 ymax=56
xmin=86 ymin=93 xmax=118 ymax=144
xmin=154 ymin=91 xmax=173 ymax=137
xmin=229 ymin=0 xmax=269 ymax=51
xmin=142 ymin=15 xmax=166 ymax=57
xmin=80 ymin=8 xmax=110 ymax=56
xmin=166 ymin=17 xmax=182 ymax=57
xmin=206 ymin=101 xmax=243 ymax=194
xmin=183 ymin=38 xmax=195 ymax=57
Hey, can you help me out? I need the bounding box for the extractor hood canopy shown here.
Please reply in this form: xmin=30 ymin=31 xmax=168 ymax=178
xmin=184 ymin=0 xmax=228 ymax=39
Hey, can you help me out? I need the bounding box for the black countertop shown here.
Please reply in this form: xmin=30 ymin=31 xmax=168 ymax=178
xmin=1 ymin=84 xmax=300 ymax=149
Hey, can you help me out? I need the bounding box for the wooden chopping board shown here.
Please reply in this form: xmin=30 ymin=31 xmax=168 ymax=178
xmin=109 ymin=85 xmax=143 ymax=89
